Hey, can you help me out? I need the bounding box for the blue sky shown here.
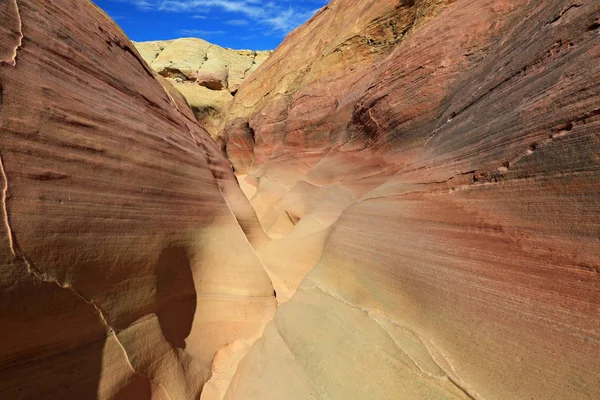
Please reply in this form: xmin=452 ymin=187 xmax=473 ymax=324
xmin=94 ymin=0 xmax=328 ymax=50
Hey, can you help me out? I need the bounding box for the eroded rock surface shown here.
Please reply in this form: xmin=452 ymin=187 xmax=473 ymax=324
xmin=1 ymin=0 xmax=599 ymax=399
xmin=220 ymin=0 xmax=600 ymax=399
xmin=0 ymin=2 xmax=273 ymax=399
xmin=135 ymin=38 xmax=271 ymax=136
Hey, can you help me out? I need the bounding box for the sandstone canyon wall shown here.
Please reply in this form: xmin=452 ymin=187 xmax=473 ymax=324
xmin=0 ymin=0 xmax=599 ymax=399
xmin=134 ymin=39 xmax=271 ymax=137
xmin=220 ymin=0 xmax=600 ymax=399
xmin=0 ymin=1 xmax=274 ymax=399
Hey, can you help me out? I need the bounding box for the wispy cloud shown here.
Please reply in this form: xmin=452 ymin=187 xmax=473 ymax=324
xmin=226 ymin=19 xmax=249 ymax=26
xmin=116 ymin=0 xmax=326 ymax=34
xmin=116 ymin=0 xmax=154 ymax=11
xmin=179 ymin=29 xmax=226 ymax=36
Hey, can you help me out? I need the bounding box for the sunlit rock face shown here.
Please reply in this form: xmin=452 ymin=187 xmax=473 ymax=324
xmin=0 ymin=1 xmax=273 ymax=399
xmin=1 ymin=0 xmax=599 ymax=399
xmin=135 ymin=38 xmax=271 ymax=137
xmin=221 ymin=0 xmax=600 ymax=398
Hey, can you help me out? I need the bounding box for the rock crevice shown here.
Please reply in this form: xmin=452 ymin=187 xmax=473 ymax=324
xmin=0 ymin=0 xmax=23 ymax=66
xmin=2 ymin=151 xmax=173 ymax=399
xmin=1 ymin=0 xmax=600 ymax=399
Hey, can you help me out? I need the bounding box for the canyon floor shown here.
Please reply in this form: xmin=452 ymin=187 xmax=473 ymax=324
xmin=1 ymin=0 xmax=599 ymax=399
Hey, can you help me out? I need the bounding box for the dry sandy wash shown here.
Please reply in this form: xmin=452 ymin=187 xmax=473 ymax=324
xmin=1 ymin=0 xmax=599 ymax=399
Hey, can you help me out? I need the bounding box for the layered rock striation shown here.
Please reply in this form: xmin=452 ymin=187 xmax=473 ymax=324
xmin=0 ymin=2 xmax=273 ymax=399
xmin=220 ymin=0 xmax=600 ymax=399
xmin=0 ymin=0 xmax=599 ymax=399
xmin=135 ymin=39 xmax=271 ymax=137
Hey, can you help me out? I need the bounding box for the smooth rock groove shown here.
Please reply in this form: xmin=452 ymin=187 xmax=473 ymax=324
xmin=1 ymin=0 xmax=600 ymax=399
xmin=219 ymin=0 xmax=600 ymax=399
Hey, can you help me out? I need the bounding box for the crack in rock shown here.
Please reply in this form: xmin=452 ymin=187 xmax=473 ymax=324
xmin=0 ymin=0 xmax=23 ymax=67
xmin=311 ymin=283 xmax=481 ymax=400
xmin=242 ymin=51 xmax=257 ymax=79
xmin=0 ymin=153 xmax=16 ymax=255
xmin=0 ymin=150 xmax=171 ymax=399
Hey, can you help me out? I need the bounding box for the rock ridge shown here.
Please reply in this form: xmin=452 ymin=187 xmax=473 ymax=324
xmin=134 ymin=38 xmax=272 ymax=137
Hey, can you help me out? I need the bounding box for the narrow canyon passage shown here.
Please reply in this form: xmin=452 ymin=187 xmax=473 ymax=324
xmin=1 ymin=0 xmax=599 ymax=399
xmin=209 ymin=0 xmax=600 ymax=397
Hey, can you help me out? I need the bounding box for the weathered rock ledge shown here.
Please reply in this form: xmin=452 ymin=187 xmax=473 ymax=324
xmin=135 ymin=38 xmax=271 ymax=137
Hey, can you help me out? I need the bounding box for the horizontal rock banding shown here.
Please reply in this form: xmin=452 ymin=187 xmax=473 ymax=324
xmin=220 ymin=0 xmax=600 ymax=398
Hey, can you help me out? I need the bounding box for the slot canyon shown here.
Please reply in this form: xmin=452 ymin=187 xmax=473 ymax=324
xmin=0 ymin=0 xmax=599 ymax=399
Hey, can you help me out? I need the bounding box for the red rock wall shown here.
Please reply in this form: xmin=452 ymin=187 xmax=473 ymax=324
xmin=0 ymin=1 xmax=273 ymax=399
xmin=222 ymin=0 xmax=600 ymax=398
xmin=1 ymin=0 xmax=599 ymax=399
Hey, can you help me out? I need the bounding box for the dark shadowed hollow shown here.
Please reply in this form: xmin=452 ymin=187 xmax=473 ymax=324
xmin=155 ymin=245 xmax=197 ymax=350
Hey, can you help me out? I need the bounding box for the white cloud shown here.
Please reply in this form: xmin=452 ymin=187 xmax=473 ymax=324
xmin=117 ymin=0 xmax=326 ymax=34
xmin=179 ymin=29 xmax=226 ymax=36
xmin=118 ymin=0 xmax=154 ymax=11
xmin=226 ymin=19 xmax=250 ymax=26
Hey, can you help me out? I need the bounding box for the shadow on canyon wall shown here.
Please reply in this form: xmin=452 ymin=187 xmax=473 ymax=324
xmin=155 ymin=245 xmax=197 ymax=350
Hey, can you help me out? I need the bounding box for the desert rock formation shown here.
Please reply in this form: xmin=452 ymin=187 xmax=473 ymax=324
xmin=1 ymin=0 xmax=599 ymax=399
xmin=0 ymin=1 xmax=273 ymax=399
xmin=135 ymin=38 xmax=271 ymax=136
xmin=220 ymin=0 xmax=600 ymax=399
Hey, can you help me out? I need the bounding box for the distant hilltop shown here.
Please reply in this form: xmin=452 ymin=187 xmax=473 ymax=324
xmin=134 ymin=38 xmax=272 ymax=136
